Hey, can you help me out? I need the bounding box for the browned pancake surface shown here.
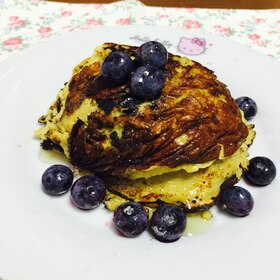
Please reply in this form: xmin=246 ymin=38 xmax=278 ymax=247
xmin=42 ymin=43 xmax=248 ymax=175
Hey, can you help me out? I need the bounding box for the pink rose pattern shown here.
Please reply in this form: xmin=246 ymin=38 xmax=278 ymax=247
xmin=0 ymin=0 xmax=280 ymax=61
xmin=2 ymin=37 xmax=23 ymax=51
xmin=184 ymin=20 xmax=201 ymax=29
xmin=116 ymin=18 xmax=132 ymax=25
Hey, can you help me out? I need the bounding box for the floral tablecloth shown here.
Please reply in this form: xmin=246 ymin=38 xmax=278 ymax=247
xmin=0 ymin=0 xmax=280 ymax=63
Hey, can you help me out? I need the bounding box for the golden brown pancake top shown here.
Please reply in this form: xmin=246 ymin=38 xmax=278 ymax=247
xmin=46 ymin=43 xmax=248 ymax=175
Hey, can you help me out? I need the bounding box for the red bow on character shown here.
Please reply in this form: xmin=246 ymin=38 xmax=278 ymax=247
xmin=191 ymin=37 xmax=205 ymax=46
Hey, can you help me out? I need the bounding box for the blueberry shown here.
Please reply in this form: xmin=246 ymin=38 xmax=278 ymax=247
xmin=130 ymin=65 xmax=164 ymax=100
xmin=149 ymin=205 xmax=186 ymax=243
xmin=235 ymin=96 xmax=258 ymax=120
xmin=41 ymin=164 xmax=73 ymax=195
xmin=71 ymin=175 xmax=106 ymax=210
xmin=138 ymin=41 xmax=168 ymax=68
xmin=113 ymin=202 xmax=148 ymax=237
xmin=101 ymin=51 xmax=133 ymax=83
xmin=217 ymin=186 xmax=254 ymax=217
xmin=245 ymin=156 xmax=277 ymax=186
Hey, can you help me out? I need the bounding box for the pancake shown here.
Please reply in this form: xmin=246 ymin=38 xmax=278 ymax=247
xmin=103 ymin=125 xmax=255 ymax=211
xmin=35 ymin=42 xmax=255 ymax=212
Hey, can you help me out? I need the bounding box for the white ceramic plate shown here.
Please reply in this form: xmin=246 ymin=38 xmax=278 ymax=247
xmin=0 ymin=26 xmax=279 ymax=280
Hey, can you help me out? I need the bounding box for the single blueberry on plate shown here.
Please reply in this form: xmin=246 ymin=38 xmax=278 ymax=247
xmin=71 ymin=175 xmax=106 ymax=210
xmin=138 ymin=41 xmax=168 ymax=68
xmin=245 ymin=156 xmax=276 ymax=186
xmin=130 ymin=65 xmax=164 ymax=100
xmin=149 ymin=204 xmax=187 ymax=242
xmin=41 ymin=164 xmax=73 ymax=195
xmin=217 ymin=186 xmax=254 ymax=217
xmin=113 ymin=202 xmax=148 ymax=237
xmin=235 ymin=96 xmax=258 ymax=120
xmin=101 ymin=51 xmax=133 ymax=83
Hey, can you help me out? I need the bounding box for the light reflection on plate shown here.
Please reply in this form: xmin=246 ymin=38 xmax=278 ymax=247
xmin=0 ymin=26 xmax=279 ymax=280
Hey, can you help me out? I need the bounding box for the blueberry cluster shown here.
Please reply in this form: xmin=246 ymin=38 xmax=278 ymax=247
xmin=216 ymin=155 xmax=276 ymax=217
xmin=41 ymin=154 xmax=277 ymax=239
xmin=101 ymin=41 xmax=168 ymax=101
xmin=41 ymin=165 xmax=106 ymax=210
xmin=41 ymin=164 xmax=187 ymax=242
xmin=217 ymin=98 xmax=276 ymax=217
xmin=113 ymin=202 xmax=186 ymax=242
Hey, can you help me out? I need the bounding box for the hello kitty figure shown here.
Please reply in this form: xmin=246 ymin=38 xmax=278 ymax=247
xmin=178 ymin=37 xmax=206 ymax=55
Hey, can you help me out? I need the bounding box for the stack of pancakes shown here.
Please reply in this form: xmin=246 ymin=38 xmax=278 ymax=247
xmin=35 ymin=43 xmax=255 ymax=212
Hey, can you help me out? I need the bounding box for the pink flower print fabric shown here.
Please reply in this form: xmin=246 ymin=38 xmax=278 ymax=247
xmin=0 ymin=0 xmax=279 ymax=62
